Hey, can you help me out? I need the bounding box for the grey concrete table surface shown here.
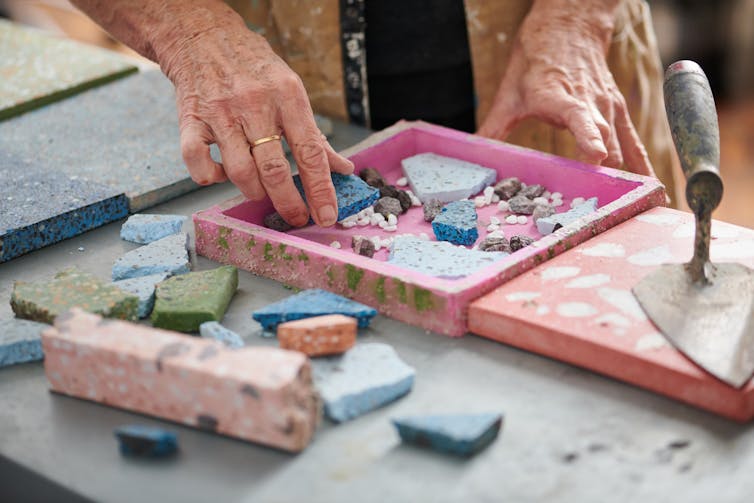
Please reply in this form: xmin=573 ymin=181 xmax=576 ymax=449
xmin=2 ymin=121 xmax=754 ymax=503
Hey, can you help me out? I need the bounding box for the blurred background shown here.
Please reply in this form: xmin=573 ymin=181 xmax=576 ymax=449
xmin=2 ymin=0 xmax=752 ymax=227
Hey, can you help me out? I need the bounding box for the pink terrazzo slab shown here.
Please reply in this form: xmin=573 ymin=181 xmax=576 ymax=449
xmin=469 ymin=207 xmax=754 ymax=421
xmin=42 ymin=308 xmax=320 ymax=452
xmin=194 ymin=121 xmax=665 ymax=336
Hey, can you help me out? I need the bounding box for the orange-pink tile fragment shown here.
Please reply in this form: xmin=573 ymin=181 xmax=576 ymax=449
xmin=277 ymin=314 xmax=357 ymax=357
xmin=42 ymin=308 xmax=320 ymax=452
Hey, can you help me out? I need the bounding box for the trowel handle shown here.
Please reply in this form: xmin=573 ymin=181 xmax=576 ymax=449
xmin=664 ymin=61 xmax=723 ymax=213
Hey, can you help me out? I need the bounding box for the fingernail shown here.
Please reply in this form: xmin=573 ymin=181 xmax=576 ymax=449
xmin=589 ymin=139 xmax=607 ymax=156
xmin=317 ymin=204 xmax=337 ymax=226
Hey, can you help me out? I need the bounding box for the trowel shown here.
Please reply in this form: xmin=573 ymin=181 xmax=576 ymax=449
xmin=632 ymin=61 xmax=754 ymax=388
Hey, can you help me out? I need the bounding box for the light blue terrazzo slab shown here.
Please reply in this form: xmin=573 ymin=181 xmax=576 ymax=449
xmin=199 ymin=321 xmax=244 ymax=348
xmin=112 ymin=272 xmax=169 ymax=318
xmin=392 ymin=412 xmax=503 ymax=457
xmin=0 ymin=318 xmax=49 ymax=367
xmin=312 ymin=343 xmax=415 ymax=423
xmin=112 ymin=233 xmax=190 ymax=281
xmin=401 ymin=152 xmax=497 ymax=203
xmin=120 ymin=214 xmax=187 ymax=244
xmin=388 ymin=236 xmax=507 ymax=279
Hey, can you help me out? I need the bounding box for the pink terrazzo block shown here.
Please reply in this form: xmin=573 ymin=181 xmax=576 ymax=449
xmin=469 ymin=207 xmax=754 ymax=421
xmin=194 ymin=121 xmax=665 ymax=336
xmin=277 ymin=314 xmax=357 ymax=357
xmin=41 ymin=308 xmax=320 ymax=452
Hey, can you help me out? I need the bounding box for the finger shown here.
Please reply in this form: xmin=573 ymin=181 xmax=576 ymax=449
xmin=280 ymin=109 xmax=338 ymax=227
xmin=213 ymin=125 xmax=266 ymax=200
xmin=563 ymin=104 xmax=608 ymax=164
xmin=249 ymin=128 xmax=310 ymax=227
xmin=180 ymin=118 xmax=227 ymax=185
xmin=597 ymin=104 xmax=623 ymax=169
xmin=323 ymin=138 xmax=354 ymax=175
xmin=615 ymin=104 xmax=655 ymax=177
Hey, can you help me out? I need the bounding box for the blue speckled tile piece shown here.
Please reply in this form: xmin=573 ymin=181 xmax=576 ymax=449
xmin=293 ymin=173 xmax=379 ymax=222
xmin=388 ymin=236 xmax=507 ymax=279
xmin=312 ymin=343 xmax=415 ymax=423
xmin=120 ymin=214 xmax=187 ymax=244
xmin=112 ymin=233 xmax=190 ymax=281
xmin=392 ymin=412 xmax=503 ymax=457
xmin=199 ymin=321 xmax=244 ymax=348
xmin=0 ymin=71 xmax=198 ymax=212
xmin=114 ymin=424 xmax=178 ymax=458
xmin=401 ymin=153 xmax=497 ymax=203
xmin=432 ymin=200 xmax=479 ymax=245
xmin=0 ymin=318 xmax=49 ymax=367
xmin=112 ymin=272 xmax=169 ymax=318
xmin=0 ymin=19 xmax=136 ymax=121
xmin=536 ymin=197 xmax=599 ymax=235
xmin=0 ymin=153 xmax=128 ymax=263
xmin=252 ymin=289 xmax=377 ymax=331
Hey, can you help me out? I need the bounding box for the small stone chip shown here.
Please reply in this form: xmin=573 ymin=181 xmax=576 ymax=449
xmin=395 ymin=190 xmax=412 ymax=213
xmin=423 ymin=199 xmax=444 ymax=222
xmin=493 ymin=177 xmax=522 ymax=200
xmin=263 ymin=212 xmax=293 ymax=232
xmin=509 ymin=235 xmax=535 ymax=252
xmin=114 ymin=424 xmax=178 ymax=458
xmin=359 ymin=167 xmax=387 ymax=188
xmin=151 ymin=266 xmax=238 ymax=332
xmin=277 ymin=314 xmax=357 ymax=357
xmin=508 ymin=195 xmax=537 ymax=215
xmin=379 ymin=185 xmax=401 ymax=199
xmin=479 ymin=236 xmax=511 ymax=253
xmin=519 ymin=184 xmax=546 ymax=199
xmin=199 ymin=321 xmax=244 ymax=348
xmin=374 ymin=196 xmax=403 ymax=218
xmin=0 ymin=318 xmax=48 ymax=368
xmin=533 ymin=204 xmax=556 ymax=222
xmin=351 ymin=236 xmax=376 ymax=258
xmin=396 ymin=177 xmax=408 ymax=187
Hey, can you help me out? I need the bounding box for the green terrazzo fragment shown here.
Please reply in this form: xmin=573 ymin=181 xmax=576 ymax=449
xmin=151 ymin=266 xmax=238 ymax=332
xmin=10 ymin=268 xmax=138 ymax=323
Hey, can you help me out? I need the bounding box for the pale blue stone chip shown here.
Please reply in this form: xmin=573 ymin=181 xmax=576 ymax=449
xmin=199 ymin=321 xmax=244 ymax=348
xmin=120 ymin=214 xmax=187 ymax=244
xmin=392 ymin=412 xmax=503 ymax=457
xmin=0 ymin=318 xmax=49 ymax=367
xmin=536 ymin=197 xmax=599 ymax=235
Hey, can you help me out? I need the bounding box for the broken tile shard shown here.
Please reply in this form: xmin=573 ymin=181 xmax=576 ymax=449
xmin=388 ymin=236 xmax=507 ymax=278
xmin=401 ymin=153 xmax=497 ymax=203
xmin=114 ymin=424 xmax=178 ymax=458
xmin=112 ymin=232 xmax=190 ymax=281
xmin=312 ymin=343 xmax=415 ymax=422
xmin=252 ymin=289 xmax=377 ymax=331
xmin=0 ymin=318 xmax=48 ymax=367
xmin=277 ymin=314 xmax=357 ymax=357
xmin=11 ymin=268 xmax=138 ymax=324
xmin=392 ymin=412 xmax=503 ymax=457
xmin=293 ymin=173 xmax=379 ymax=222
xmin=151 ymin=266 xmax=238 ymax=332
xmin=432 ymin=200 xmax=479 ymax=246
xmin=43 ymin=308 xmax=320 ymax=452
xmin=199 ymin=321 xmax=244 ymax=349
xmin=120 ymin=214 xmax=187 ymax=244
xmin=112 ymin=272 xmax=169 ymax=319
xmin=537 ymin=197 xmax=599 ymax=235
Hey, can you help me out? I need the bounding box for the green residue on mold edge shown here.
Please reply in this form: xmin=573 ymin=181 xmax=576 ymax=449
xmin=393 ymin=279 xmax=408 ymax=304
xmin=326 ymin=267 xmax=335 ymax=286
xmin=374 ymin=277 xmax=386 ymax=303
xmin=278 ymin=244 xmax=293 ymax=261
xmin=245 ymin=237 xmax=256 ymax=249
xmin=263 ymin=242 xmax=274 ymax=261
xmin=297 ymin=252 xmax=309 ymax=262
xmin=217 ymin=226 xmax=231 ymax=250
xmin=413 ymin=288 xmax=434 ymax=311
xmin=345 ymin=265 xmax=364 ymax=291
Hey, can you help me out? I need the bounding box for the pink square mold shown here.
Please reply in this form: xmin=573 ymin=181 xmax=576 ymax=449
xmin=193 ymin=121 xmax=665 ymax=336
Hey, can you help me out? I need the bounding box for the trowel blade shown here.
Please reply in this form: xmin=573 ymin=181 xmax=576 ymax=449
xmin=632 ymin=262 xmax=754 ymax=388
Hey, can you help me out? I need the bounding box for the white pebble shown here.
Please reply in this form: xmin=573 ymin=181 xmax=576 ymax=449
xmin=406 ymin=190 xmax=422 ymax=206
xmin=521 ymin=182 xmax=528 ymax=189
xmin=378 ymin=220 xmax=388 ymax=229
xmin=369 ymin=214 xmax=381 ymax=226
xmin=364 ymin=206 xmax=375 ymax=216
xmin=483 ymin=186 xmax=495 ymax=205
xmin=474 ymin=196 xmax=487 ymax=208
xmin=396 ymin=177 xmax=408 ymax=187
xmin=551 ymin=192 xmax=563 ymax=200
xmin=489 ymin=216 xmax=501 ymax=225
xmin=488 ymin=230 xmax=506 ymax=239
xmin=371 ymin=236 xmax=382 ymax=251
xmin=357 ymin=209 xmax=368 ymax=219
xmin=492 ymin=194 xmax=501 ymax=203
xmin=517 ymin=215 xmax=528 ymax=225
xmin=497 ymin=200 xmax=510 ymax=212
xmin=77 ymin=246 xmax=85 ymax=252
xmin=383 ymin=224 xmax=397 ymax=232
xmin=387 ymin=214 xmax=398 ymax=226
xmin=532 ymin=197 xmax=549 ymax=206
xmin=505 ymin=215 xmax=518 ymax=224
xmin=329 ymin=241 xmax=342 ymax=249
xmin=357 ymin=218 xmax=370 ymax=226
xmin=341 ymin=221 xmax=357 ymax=228
xmin=571 ymin=197 xmax=586 ymax=208
xmin=381 ymin=238 xmax=393 ymax=248
xmin=542 ymin=191 xmax=551 ymax=198
xmin=553 ymin=199 xmax=565 ymax=207
xmin=487 ymin=223 xmax=500 ymax=232
xmin=419 ymin=232 xmax=430 ymax=240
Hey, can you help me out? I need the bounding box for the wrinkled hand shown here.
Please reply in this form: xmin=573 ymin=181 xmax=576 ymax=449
xmin=164 ymin=22 xmax=353 ymax=227
xmin=478 ymin=2 xmax=655 ymax=177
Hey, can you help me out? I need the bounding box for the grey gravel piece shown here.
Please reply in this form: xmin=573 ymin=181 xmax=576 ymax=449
xmin=422 ymin=199 xmax=444 ymax=222
xmin=479 ymin=236 xmax=511 ymax=253
xmin=533 ymin=204 xmax=556 ymax=223
xmin=493 ymin=177 xmax=522 ymax=200
xmin=374 ymin=197 xmax=403 ymax=218
xmin=519 ymin=184 xmax=546 ymax=199
xmin=508 ymin=196 xmax=538 ymax=215
xmin=509 ymin=235 xmax=535 ymax=252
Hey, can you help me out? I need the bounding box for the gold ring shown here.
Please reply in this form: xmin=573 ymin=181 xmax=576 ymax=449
xmin=250 ymin=134 xmax=282 ymax=149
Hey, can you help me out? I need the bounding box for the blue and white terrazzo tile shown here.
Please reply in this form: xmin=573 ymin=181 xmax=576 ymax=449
xmin=0 ymin=318 xmax=49 ymax=367
xmin=112 ymin=273 xmax=169 ymax=318
xmin=401 ymin=152 xmax=497 ymax=203
xmin=388 ymin=236 xmax=507 ymax=279
xmin=392 ymin=412 xmax=503 ymax=457
xmin=112 ymin=233 xmax=190 ymax=281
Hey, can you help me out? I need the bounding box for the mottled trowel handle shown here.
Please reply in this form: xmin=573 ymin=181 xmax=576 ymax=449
xmin=664 ymin=61 xmax=722 ymax=281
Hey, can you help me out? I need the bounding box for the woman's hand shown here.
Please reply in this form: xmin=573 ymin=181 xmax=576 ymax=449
xmin=478 ymin=0 xmax=655 ymax=177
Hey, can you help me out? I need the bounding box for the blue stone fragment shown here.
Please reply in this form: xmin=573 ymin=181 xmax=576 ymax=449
xmin=536 ymin=197 xmax=599 ymax=235
xmin=392 ymin=412 xmax=503 ymax=457
xmin=293 ymin=173 xmax=379 ymax=222
xmin=401 ymin=152 xmax=497 ymax=203
xmin=112 ymin=232 xmax=190 ymax=281
xmin=112 ymin=273 xmax=169 ymax=318
xmin=199 ymin=321 xmax=244 ymax=348
xmin=312 ymin=343 xmax=415 ymax=422
xmin=388 ymin=236 xmax=507 ymax=279
xmin=432 ymin=200 xmax=479 ymax=245
xmin=252 ymin=289 xmax=377 ymax=331
xmin=114 ymin=424 xmax=178 ymax=458
xmin=0 ymin=318 xmax=48 ymax=367
xmin=120 ymin=214 xmax=187 ymax=244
